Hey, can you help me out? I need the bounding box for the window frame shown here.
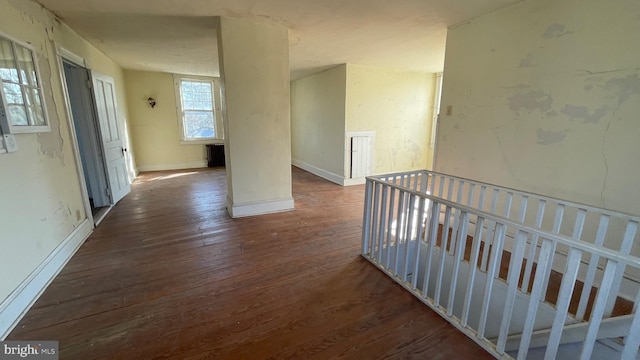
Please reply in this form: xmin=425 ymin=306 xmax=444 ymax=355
xmin=0 ymin=31 xmax=50 ymax=134
xmin=173 ymin=74 xmax=223 ymax=145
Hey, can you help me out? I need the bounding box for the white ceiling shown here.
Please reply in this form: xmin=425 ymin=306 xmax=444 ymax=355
xmin=36 ymin=0 xmax=521 ymax=79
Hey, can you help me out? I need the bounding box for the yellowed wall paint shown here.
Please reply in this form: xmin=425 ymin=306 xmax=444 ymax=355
xmin=436 ymin=0 xmax=640 ymax=217
xmin=217 ymin=17 xmax=293 ymax=209
xmin=0 ymin=0 xmax=133 ymax=302
xmin=346 ymin=64 xmax=435 ymax=174
xmin=125 ymin=70 xmax=207 ymax=171
xmin=290 ymin=65 xmax=346 ymax=177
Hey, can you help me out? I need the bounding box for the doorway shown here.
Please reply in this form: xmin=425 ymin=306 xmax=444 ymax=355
xmin=62 ymin=60 xmax=111 ymax=224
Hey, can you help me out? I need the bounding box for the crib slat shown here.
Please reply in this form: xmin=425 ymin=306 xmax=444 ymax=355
xmin=361 ymin=179 xmax=373 ymax=256
xmin=377 ymin=185 xmax=388 ymax=264
xmin=478 ymin=223 xmax=506 ymax=339
xmin=462 ymin=216 xmax=485 ymax=327
xmin=517 ymin=238 xmax=556 ymax=360
xmin=544 ymin=247 xmax=583 ymax=360
xmin=579 ymin=260 xmax=618 ymax=360
xmin=604 ymin=220 xmax=638 ymax=317
xmin=384 ymin=187 xmax=396 ymax=269
xmin=497 ymin=229 xmax=527 ymax=354
xmin=435 ymin=205 xmax=453 ymax=306
xmin=422 ymin=200 xmax=441 ymax=299
xmin=447 ymin=211 xmax=470 ymax=316
xmin=522 ymin=199 xmax=547 ymax=292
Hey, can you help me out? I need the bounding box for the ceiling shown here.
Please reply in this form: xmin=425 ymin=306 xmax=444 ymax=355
xmin=36 ymin=0 xmax=521 ymax=79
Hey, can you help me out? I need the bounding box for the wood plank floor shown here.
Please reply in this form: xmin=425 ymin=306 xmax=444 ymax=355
xmin=8 ymin=167 xmax=492 ymax=359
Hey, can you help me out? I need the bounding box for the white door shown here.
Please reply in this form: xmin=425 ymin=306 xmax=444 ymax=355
xmin=92 ymin=73 xmax=130 ymax=204
xmin=350 ymin=136 xmax=374 ymax=178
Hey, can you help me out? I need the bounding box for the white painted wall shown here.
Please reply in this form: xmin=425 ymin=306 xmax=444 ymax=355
xmin=216 ymin=17 xmax=293 ymax=216
xmin=0 ymin=0 xmax=133 ymax=303
xmin=290 ymin=65 xmax=346 ymax=182
xmin=436 ymin=0 xmax=640 ymax=218
xmin=346 ymin=64 xmax=435 ymax=174
xmin=124 ymin=70 xmax=208 ymax=171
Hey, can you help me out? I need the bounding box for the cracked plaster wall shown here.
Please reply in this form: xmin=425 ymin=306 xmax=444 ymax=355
xmin=0 ymin=0 xmax=135 ymax=303
xmin=436 ymin=0 xmax=640 ymax=219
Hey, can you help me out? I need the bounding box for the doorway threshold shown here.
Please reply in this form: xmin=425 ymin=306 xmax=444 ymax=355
xmin=93 ymin=206 xmax=113 ymax=226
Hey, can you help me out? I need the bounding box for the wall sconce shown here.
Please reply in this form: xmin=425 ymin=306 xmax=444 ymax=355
xmin=147 ymin=97 xmax=157 ymax=109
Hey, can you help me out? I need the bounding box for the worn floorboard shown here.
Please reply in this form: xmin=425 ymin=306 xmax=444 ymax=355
xmin=8 ymin=167 xmax=492 ymax=359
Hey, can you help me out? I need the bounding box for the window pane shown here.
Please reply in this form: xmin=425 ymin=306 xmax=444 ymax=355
xmin=14 ymin=44 xmax=37 ymax=87
xmin=25 ymin=88 xmax=45 ymax=125
xmin=181 ymin=81 xmax=213 ymax=111
xmin=0 ymin=38 xmax=19 ymax=83
xmin=8 ymin=104 xmax=28 ymax=125
xmin=3 ymin=82 xmax=24 ymax=104
xmin=184 ymin=111 xmax=215 ymax=139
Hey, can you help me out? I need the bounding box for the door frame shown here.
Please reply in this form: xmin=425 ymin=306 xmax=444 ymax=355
xmin=54 ymin=44 xmax=113 ymax=226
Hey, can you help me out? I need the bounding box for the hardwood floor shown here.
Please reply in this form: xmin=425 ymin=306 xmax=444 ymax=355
xmin=8 ymin=167 xmax=492 ymax=359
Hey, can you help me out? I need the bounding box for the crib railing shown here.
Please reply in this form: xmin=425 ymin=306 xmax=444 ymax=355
xmin=361 ymin=170 xmax=640 ymax=359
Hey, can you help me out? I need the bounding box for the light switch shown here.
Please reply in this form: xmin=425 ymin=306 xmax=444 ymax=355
xmin=3 ymin=134 xmax=17 ymax=152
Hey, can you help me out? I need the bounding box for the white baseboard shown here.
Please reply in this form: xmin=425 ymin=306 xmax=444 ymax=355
xmin=227 ymin=197 xmax=295 ymax=218
xmin=137 ymin=161 xmax=208 ymax=172
xmin=343 ymin=177 xmax=366 ymax=186
xmin=291 ymin=159 xmax=344 ymax=185
xmin=291 ymin=159 xmax=365 ymax=186
xmin=0 ymin=219 xmax=93 ymax=340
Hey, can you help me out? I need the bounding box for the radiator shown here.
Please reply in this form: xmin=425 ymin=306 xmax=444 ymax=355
xmin=206 ymin=144 xmax=225 ymax=167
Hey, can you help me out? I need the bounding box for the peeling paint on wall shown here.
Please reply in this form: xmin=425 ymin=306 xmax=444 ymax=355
xmin=35 ymin=52 xmax=65 ymax=165
xmin=604 ymin=74 xmax=640 ymax=105
xmin=536 ymin=129 xmax=567 ymax=145
xmin=561 ymin=104 xmax=609 ymax=123
xmin=508 ymin=90 xmax=553 ymax=114
xmin=519 ymin=52 xmax=535 ymax=68
xmin=543 ymin=23 xmax=573 ymax=38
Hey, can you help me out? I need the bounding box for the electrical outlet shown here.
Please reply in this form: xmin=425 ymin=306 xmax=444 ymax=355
xmin=3 ymin=134 xmax=17 ymax=152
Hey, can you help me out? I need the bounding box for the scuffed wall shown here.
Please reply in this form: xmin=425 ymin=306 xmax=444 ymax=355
xmin=346 ymin=64 xmax=435 ymax=174
xmin=0 ymin=0 xmax=133 ymax=303
xmin=436 ymin=0 xmax=640 ymax=217
xmin=290 ymin=65 xmax=347 ymax=178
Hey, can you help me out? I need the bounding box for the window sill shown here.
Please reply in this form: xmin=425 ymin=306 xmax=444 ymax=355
xmin=180 ymin=139 xmax=224 ymax=146
xmin=10 ymin=125 xmax=51 ymax=134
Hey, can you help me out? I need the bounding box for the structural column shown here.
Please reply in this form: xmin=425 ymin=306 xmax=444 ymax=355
xmin=216 ymin=17 xmax=294 ymax=218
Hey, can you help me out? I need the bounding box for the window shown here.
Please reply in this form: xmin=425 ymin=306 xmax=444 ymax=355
xmin=174 ymin=75 xmax=223 ymax=143
xmin=0 ymin=33 xmax=49 ymax=133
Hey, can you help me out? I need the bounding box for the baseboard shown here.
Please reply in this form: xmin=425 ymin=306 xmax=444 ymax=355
xmin=0 ymin=218 xmax=93 ymax=340
xmin=227 ymin=197 xmax=295 ymax=218
xmin=343 ymin=178 xmax=366 ymax=186
xmin=137 ymin=161 xmax=208 ymax=172
xmin=291 ymin=159 xmax=344 ymax=185
xmin=291 ymin=159 xmax=366 ymax=186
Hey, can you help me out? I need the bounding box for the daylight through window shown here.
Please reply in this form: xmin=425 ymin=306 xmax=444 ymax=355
xmin=0 ymin=33 xmax=49 ymax=133
xmin=175 ymin=76 xmax=223 ymax=142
